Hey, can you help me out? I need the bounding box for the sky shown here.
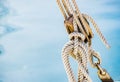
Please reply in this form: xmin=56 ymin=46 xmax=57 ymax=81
xmin=0 ymin=0 xmax=120 ymax=82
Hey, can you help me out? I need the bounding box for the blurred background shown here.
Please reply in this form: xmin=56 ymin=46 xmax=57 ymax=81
xmin=0 ymin=0 xmax=120 ymax=82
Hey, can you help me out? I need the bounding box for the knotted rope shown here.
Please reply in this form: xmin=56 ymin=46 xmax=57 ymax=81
xmin=56 ymin=0 xmax=112 ymax=82
xmin=62 ymin=18 xmax=102 ymax=82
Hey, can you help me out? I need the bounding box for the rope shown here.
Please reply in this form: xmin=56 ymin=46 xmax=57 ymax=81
xmin=62 ymin=18 xmax=99 ymax=82
xmin=63 ymin=0 xmax=89 ymax=41
xmin=82 ymin=14 xmax=110 ymax=49
xmin=56 ymin=0 xmax=67 ymax=19
xmin=57 ymin=0 xmax=110 ymax=82
xmin=62 ymin=30 xmax=102 ymax=82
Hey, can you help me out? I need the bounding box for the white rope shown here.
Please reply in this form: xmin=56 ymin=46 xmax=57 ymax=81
xmin=62 ymin=19 xmax=92 ymax=82
xmin=61 ymin=14 xmax=103 ymax=82
xmin=56 ymin=0 xmax=67 ymax=19
xmin=62 ymin=32 xmax=91 ymax=82
xmin=62 ymin=31 xmax=102 ymax=82
xmin=57 ymin=0 xmax=110 ymax=82
xmin=82 ymin=14 xmax=110 ymax=49
xmin=62 ymin=41 xmax=76 ymax=82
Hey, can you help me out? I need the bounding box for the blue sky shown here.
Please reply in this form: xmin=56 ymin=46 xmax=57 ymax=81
xmin=0 ymin=0 xmax=120 ymax=82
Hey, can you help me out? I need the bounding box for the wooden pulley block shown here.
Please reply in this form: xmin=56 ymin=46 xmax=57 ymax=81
xmin=64 ymin=15 xmax=74 ymax=34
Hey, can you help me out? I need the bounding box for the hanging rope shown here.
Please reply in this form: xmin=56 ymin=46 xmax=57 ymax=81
xmin=82 ymin=14 xmax=110 ymax=49
xmin=62 ymin=20 xmax=101 ymax=82
xmin=56 ymin=0 xmax=113 ymax=82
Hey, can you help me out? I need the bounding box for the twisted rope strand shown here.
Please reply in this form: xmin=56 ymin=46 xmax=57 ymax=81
xmin=56 ymin=0 xmax=67 ymax=19
xmin=82 ymin=14 xmax=110 ymax=49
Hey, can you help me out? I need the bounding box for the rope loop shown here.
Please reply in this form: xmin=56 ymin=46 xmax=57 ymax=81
xmin=69 ymin=32 xmax=85 ymax=41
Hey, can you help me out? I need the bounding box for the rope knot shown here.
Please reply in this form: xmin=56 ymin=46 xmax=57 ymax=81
xmin=69 ymin=32 xmax=85 ymax=41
